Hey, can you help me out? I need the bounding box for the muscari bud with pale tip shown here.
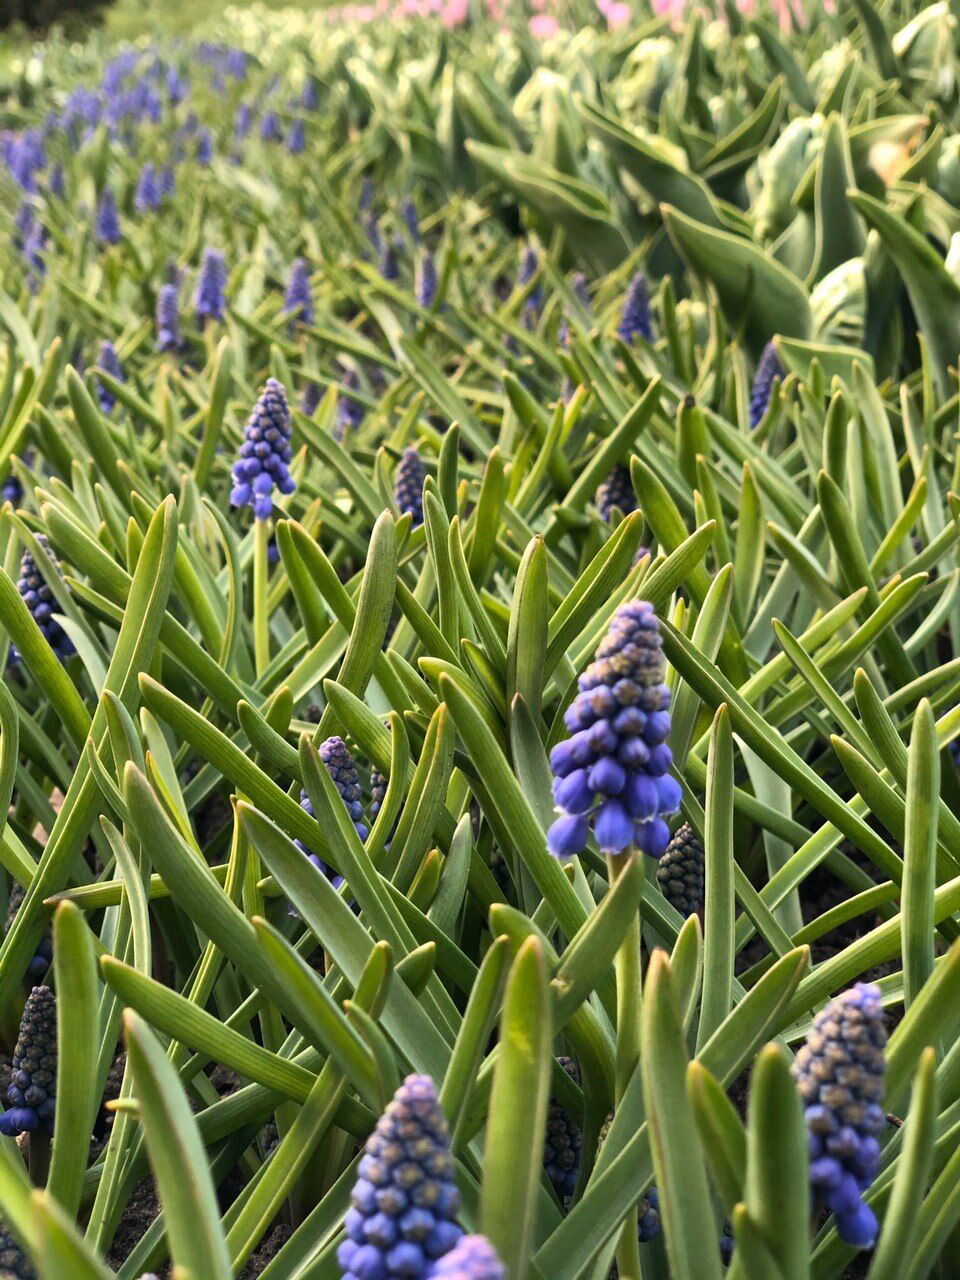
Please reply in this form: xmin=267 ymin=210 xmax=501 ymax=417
xmin=338 ymin=1074 xmax=462 ymax=1280
xmin=793 ymin=982 xmax=886 ymax=1248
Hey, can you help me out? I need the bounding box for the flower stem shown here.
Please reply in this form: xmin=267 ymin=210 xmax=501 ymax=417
xmin=608 ymin=849 xmax=644 ymax=1280
xmin=253 ymin=517 xmax=270 ymax=678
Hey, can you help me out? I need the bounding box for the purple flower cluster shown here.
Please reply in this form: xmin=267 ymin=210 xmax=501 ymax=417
xmin=292 ymin=736 xmax=368 ymax=902
xmin=230 ymin=378 xmax=295 ymax=521
xmin=1 ymin=468 xmax=23 ymax=507
xmin=135 ymin=163 xmax=161 ymax=213
xmin=336 ymin=370 xmax=364 ymax=440
xmin=416 ymin=252 xmax=438 ymax=309
xmin=618 ymin=271 xmax=652 ymax=344
xmin=595 ymin=464 xmax=636 ymax=522
xmin=748 ymin=341 xmax=783 ymax=428
xmin=794 ymin=983 xmax=887 ymax=1248
xmin=656 ymin=821 xmax=704 ymax=917
xmin=0 ymin=985 xmax=56 ymax=1137
xmin=547 ymin=600 xmax=680 ymax=859
xmin=4 ymin=883 xmax=51 ymax=980
xmin=544 ymin=1057 xmax=582 ymax=1202
xmin=395 ymin=448 xmax=427 ymax=527
xmin=285 ymin=258 xmax=314 ymax=328
xmin=96 ymin=186 xmax=121 ymax=246
xmin=339 ymin=1075 xmax=462 ymax=1280
xmin=96 ymin=341 xmax=125 ymax=413
xmin=156 ymin=283 xmax=181 ymax=353
xmin=0 ymin=1226 xmax=33 ymax=1280
xmin=195 ymin=248 xmax=228 ymax=325
xmin=11 ymin=535 xmax=75 ymax=665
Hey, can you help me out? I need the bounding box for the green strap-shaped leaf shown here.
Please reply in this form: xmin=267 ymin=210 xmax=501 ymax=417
xmin=743 ymin=1045 xmax=809 ymax=1280
xmin=867 ymin=1048 xmax=937 ymax=1280
xmin=662 ymin=204 xmax=812 ymax=355
xmin=642 ymin=951 xmax=724 ymax=1280
xmin=698 ymin=705 xmax=735 ymax=1050
xmin=687 ymin=1060 xmax=746 ymax=1213
xmin=903 ymin=700 xmax=939 ymax=1009
xmin=481 ymin=936 xmax=552 ymax=1280
xmin=850 ymin=191 xmax=960 ymax=398
xmin=124 ymin=1011 xmax=232 ymax=1280
xmin=47 ymin=903 xmax=101 ymax=1220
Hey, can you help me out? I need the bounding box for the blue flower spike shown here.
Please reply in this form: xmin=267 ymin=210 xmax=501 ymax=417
xmin=547 ymin=600 xmax=680 ymax=860
xmin=338 ymin=1074 xmax=462 ymax=1280
xmin=0 ymin=985 xmax=56 ymax=1137
xmin=230 ymin=377 xmax=295 ymax=522
xmin=793 ymin=982 xmax=887 ymax=1248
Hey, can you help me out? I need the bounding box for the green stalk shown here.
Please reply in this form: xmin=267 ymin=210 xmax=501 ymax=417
xmin=608 ymin=849 xmax=643 ymax=1280
xmin=253 ymin=517 xmax=271 ymax=679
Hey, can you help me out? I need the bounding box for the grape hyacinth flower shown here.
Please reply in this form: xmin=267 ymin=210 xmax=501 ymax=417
xmin=595 ymin=464 xmax=637 ymax=522
xmin=230 ymin=378 xmax=295 ymax=521
xmin=5 ymin=884 xmax=52 ymax=980
xmin=338 ymin=1075 xmax=462 ymax=1280
xmin=292 ymin=738 xmax=366 ymax=891
xmin=370 ymin=766 xmax=387 ymax=818
xmin=285 ymin=257 xmax=314 ymax=329
xmin=10 ymin=536 xmax=74 ymax=665
xmin=302 ymin=79 xmax=320 ymax=110
xmin=134 ymin=162 xmax=161 ymax=213
xmin=395 ymin=448 xmax=427 ymax=527
xmin=656 ymin=822 xmax=704 ymax=917
xmin=380 ymin=240 xmax=402 ymax=282
xmin=288 ymin=119 xmax=306 ymax=155
xmin=196 ymin=128 xmax=214 ymax=166
xmin=0 ymin=985 xmax=56 ymax=1136
xmin=1 ymin=468 xmax=22 ymax=506
xmin=260 ymin=111 xmax=282 ymax=143
xmin=0 ymin=1225 xmax=34 ymax=1280
xmin=364 ymin=211 xmax=383 ymax=255
xmin=47 ymin=163 xmax=64 ymax=199
xmin=96 ymin=341 xmax=125 ymax=413
xmin=547 ymin=600 xmax=680 ymax=859
xmin=159 ymin=165 xmax=176 ymax=201
xmin=195 ymin=248 xmax=227 ymax=326
xmin=416 ymin=251 xmax=438 ymax=309
xmin=544 ymin=1057 xmax=582 ymax=1202
xmin=96 ymin=186 xmax=121 ymax=245
xmin=794 ymin=983 xmax=886 ymax=1248
xmin=429 ymin=1237 xmax=505 ymax=1280
xmin=518 ymin=244 xmax=542 ymax=325
xmin=360 ymin=175 xmax=375 ymax=211
xmin=235 ymin=102 xmax=253 ymax=139
xmin=301 ymin=381 xmax=322 ymax=417
xmin=618 ymin=271 xmax=652 ymax=344
xmin=156 ymin=283 xmax=181 ymax=353
xmin=748 ymin=341 xmax=783 ymax=429
xmin=402 ymin=197 xmax=420 ymax=242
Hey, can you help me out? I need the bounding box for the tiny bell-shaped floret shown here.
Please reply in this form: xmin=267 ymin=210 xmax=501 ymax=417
xmin=656 ymin=822 xmax=704 ymax=917
xmin=96 ymin=341 xmax=125 ymax=414
xmin=595 ymin=464 xmax=636 ymax=523
xmin=0 ymin=985 xmax=56 ymax=1136
xmin=793 ymin=983 xmax=887 ymax=1248
xmin=195 ymin=247 xmax=227 ymax=325
xmin=11 ymin=535 xmax=74 ymax=665
xmin=338 ymin=1074 xmax=462 ymax=1280
xmin=543 ymin=1057 xmax=582 ymax=1203
xmin=230 ymin=378 xmax=295 ymax=521
xmin=395 ymin=448 xmax=427 ymax=527
xmin=285 ymin=257 xmax=314 ymax=329
xmin=547 ymin=600 xmax=680 ymax=860
xmin=428 ymin=1236 xmax=505 ymax=1280
xmin=748 ymin=341 xmax=782 ymax=429
xmin=618 ymin=272 xmax=652 ymax=344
